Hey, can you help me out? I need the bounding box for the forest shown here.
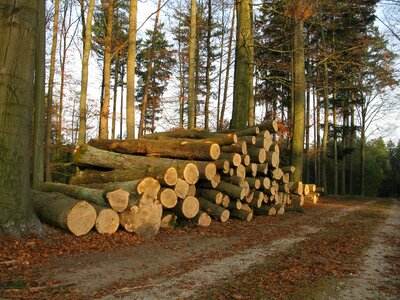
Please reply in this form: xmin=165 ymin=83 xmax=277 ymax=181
xmin=0 ymin=0 xmax=399 ymax=235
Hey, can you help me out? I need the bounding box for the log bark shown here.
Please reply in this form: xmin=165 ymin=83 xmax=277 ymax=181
xmin=32 ymin=191 xmax=96 ymax=236
xmin=195 ymin=161 xmax=217 ymax=180
xmin=246 ymin=163 xmax=257 ymax=177
xmin=218 ymin=152 xmax=241 ymax=167
xmin=88 ymin=138 xmax=220 ymax=160
xmin=237 ymin=135 xmax=256 ymax=145
xmin=76 ymin=178 xmax=160 ymax=199
xmin=257 ymin=120 xmax=278 ymax=133
xmin=40 ymin=182 xmax=129 ymax=212
xmin=142 ymin=129 xmax=237 ymax=145
xmin=253 ymin=205 xmax=276 ymax=216
xmin=288 ymin=181 xmax=303 ymax=195
xmin=197 ymin=197 xmax=230 ymax=222
xmin=265 ymin=151 xmax=279 ymax=168
xmin=221 ymin=142 xmax=247 ymax=155
xmin=92 ymin=204 xmax=120 ymax=234
xmin=197 ymin=188 xmax=223 ymax=205
xmin=73 ymin=144 xmax=198 ymax=184
xmin=246 ymin=177 xmax=261 ymax=189
xmin=227 ymin=200 xmax=242 ymax=210
xmin=257 ymin=163 xmax=268 ymax=175
xmin=119 ymin=195 xmax=163 ymax=238
xmin=281 ymin=166 xmax=295 ymax=173
xmin=215 ymin=181 xmax=247 ymax=200
xmin=172 ymin=196 xmax=199 ymax=219
xmin=214 ymin=159 xmax=230 ymax=173
xmin=247 ymin=146 xmax=266 ymax=163
xmin=230 ymin=209 xmax=253 ymax=221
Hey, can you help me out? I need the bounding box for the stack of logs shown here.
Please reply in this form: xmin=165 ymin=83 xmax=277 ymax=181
xmin=33 ymin=121 xmax=321 ymax=237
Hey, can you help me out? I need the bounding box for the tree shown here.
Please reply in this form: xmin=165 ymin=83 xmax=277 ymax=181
xmin=231 ymin=0 xmax=254 ymax=129
xmin=138 ymin=0 xmax=163 ymax=137
xmin=33 ymin=0 xmax=46 ymax=189
xmin=78 ymin=0 xmax=96 ymax=145
xmin=45 ymin=0 xmax=60 ymax=182
xmin=187 ymin=0 xmax=197 ymax=129
xmin=136 ymin=24 xmax=175 ymax=133
xmin=288 ymin=0 xmax=308 ymax=182
xmin=99 ymin=0 xmax=115 ymax=139
xmin=126 ymin=0 xmax=137 ymax=139
xmin=0 ymin=0 xmax=42 ymax=235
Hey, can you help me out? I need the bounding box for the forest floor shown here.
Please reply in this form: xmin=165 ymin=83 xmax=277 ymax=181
xmin=0 ymin=196 xmax=399 ymax=299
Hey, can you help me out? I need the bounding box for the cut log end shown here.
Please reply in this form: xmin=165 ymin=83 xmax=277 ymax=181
xmin=196 ymin=211 xmax=212 ymax=227
xmin=136 ymin=177 xmax=161 ymax=199
xmin=210 ymin=143 xmax=221 ymax=160
xmin=220 ymin=209 xmax=230 ymax=222
xmin=183 ymin=163 xmax=200 ymax=185
xmin=180 ymin=196 xmax=200 ymax=219
xmin=163 ymin=167 xmax=178 ymax=186
xmin=159 ymin=188 xmax=178 ymax=208
xmin=67 ymin=201 xmax=97 ymax=236
xmin=106 ymin=189 xmax=130 ymax=212
xmin=95 ymin=208 xmax=119 ymax=234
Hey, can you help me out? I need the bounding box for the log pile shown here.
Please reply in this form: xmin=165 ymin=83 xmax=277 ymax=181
xmin=32 ymin=121 xmax=320 ymax=237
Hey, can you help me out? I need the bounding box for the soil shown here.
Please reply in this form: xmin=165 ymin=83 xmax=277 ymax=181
xmin=0 ymin=197 xmax=399 ymax=299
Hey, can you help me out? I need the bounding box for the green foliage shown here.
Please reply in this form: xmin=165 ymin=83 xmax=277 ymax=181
xmin=135 ymin=23 xmax=176 ymax=133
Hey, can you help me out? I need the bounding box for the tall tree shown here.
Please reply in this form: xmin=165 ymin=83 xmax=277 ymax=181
xmin=289 ymin=0 xmax=307 ymax=182
xmin=231 ymin=0 xmax=253 ymax=129
xmin=33 ymin=0 xmax=46 ymax=189
xmin=78 ymin=0 xmax=96 ymax=145
xmin=187 ymin=0 xmax=197 ymax=129
xmin=45 ymin=0 xmax=60 ymax=182
xmin=126 ymin=0 xmax=137 ymax=139
xmin=0 ymin=0 xmax=42 ymax=235
xmin=99 ymin=0 xmax=115 ymax=139
xmin=138 ymin=0 xmax=162 ymax=137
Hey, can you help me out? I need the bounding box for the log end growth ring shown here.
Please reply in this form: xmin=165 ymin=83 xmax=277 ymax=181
xmin=67 ymin=201 xmax=96 ymax=236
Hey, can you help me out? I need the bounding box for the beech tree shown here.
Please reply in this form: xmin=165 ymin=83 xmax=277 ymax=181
xmin=0 ymin=0 xmax=42 ymax=235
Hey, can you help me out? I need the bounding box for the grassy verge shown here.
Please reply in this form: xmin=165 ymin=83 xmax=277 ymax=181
xmin=200 ymin=199 xmax=391 ymax=300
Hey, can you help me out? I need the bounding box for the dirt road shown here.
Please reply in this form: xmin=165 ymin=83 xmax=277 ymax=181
xmin=1 ymin=197 xmax=399 ymax=299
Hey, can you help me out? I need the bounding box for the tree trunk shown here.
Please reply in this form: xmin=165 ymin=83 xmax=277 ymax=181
xmin=204 ymin=0 xmax=212 ymax=130
xmin=187 ymin=0 xmax=197 ymax=129
xmin=126 ymin=0 xmax=137 ymax=139
xmin=111 ymin=50 xmax=119 ymax=140
xmin=44 ymin=0 xmax=60 ymax=182
xmin=78 ymin=0 xmax=95 ymax=145
xmin=231 ymin=0 xmax=253 ymax=129
xmin=219 ymin=2 xmax=236 ymax=130
xmin=32 ymin=191 xmax=96 ymax=236
xmin=99 ymin=0 xmax=114 ymax=139
xmin=320 ymin=26 xmax=329 ymax=194
xmin=0 ymin=1 xmax=42 ymax=234
xmin=33 ymin=0 xmax=46 ymax=189
xmin=88 ymin=138 xmax=220 ymax=160
xmin=291 ymin=13 xmax=305 ymax=182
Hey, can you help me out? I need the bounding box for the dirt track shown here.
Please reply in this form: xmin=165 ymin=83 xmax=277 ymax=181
xmin=1 ymin=197 xmax=399 ymax=299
